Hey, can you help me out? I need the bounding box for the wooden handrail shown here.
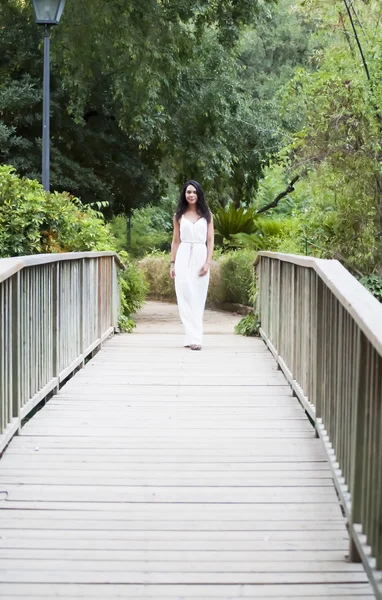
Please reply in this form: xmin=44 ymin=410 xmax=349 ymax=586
xmin=0 ymin=251 xmax=125 ymax=283
xmin=0 ymin=252 xmax=121 ymax=454
xmin=255 ymin=251 xmax=382 ymax=356
xmin=256 ymin=251 xmax=382 ymax=600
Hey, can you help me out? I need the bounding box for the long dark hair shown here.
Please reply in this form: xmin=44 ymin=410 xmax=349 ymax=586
xmin=175 ymin=180 xmax=211 ymax=223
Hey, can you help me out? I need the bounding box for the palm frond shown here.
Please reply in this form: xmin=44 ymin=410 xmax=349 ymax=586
xmin=214 ymin=204 xmax=257 ymax=240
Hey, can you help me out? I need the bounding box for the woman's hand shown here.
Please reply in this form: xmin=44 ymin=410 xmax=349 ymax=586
xmin=170 ymin=265 xmax=176 ymax=279
xmin=199 ymin=262 xmax=210 ymax=277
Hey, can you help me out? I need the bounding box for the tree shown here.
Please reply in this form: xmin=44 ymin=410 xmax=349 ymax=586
xmin=278 ymin=0 xmax=382 ymax=273
xmin=0 ymin=1 xmax=164 ymax=213
xmin=1 ymin=0 xmax=279 ymax=215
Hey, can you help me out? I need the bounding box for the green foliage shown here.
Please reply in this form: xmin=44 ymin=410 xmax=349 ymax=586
xmin=138 ymin=252 xmax=177 ymax=303
xmin=0 ymin=165 xmax=115 ymax=257
xmin=234 ymin=277 xmax=261 ymax=336
xmin=254 ymin=163 xmax=307 ymax=215
xmin=117 ymin=251 xmax=149 ymax=333
xmin=139 ymin=249 xmax=255 ymax=307
xmin=238 ymin=0 xmax=320 ymax=101
xmin=235 ymin=313 xmax=261 ymax=337
xmin=214 ymin=205 xmax=257 ymax=243
xmin=9 ymin=0 xmax=382 ymax=286
xmin=111 ymin=197 xmax=176 ymax=258
xmin=215 ymin=250 xmax=255 ymax=306
xmin=0 ymin=1 xmax=160 ymax=212
xmin=359 ymin=275 xmax=382 ymax=303
xmin=214 ymin=159 xmax=309 ymax=253
xmin=0 ymin=166 xmax=148 ymax=330
xmin=231 ymin=216 xmax=304 ymax=255
xmin=294 ymin=165 xmax=382 ymax=271
xmin=278 ymin=0 xmax=382 ymax=275
xmin=0 ymin=0 xmax=302 ymax=216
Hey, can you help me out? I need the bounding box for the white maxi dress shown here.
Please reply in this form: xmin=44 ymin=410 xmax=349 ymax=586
xmin=175 ymin=216 xmax=210 ymax=347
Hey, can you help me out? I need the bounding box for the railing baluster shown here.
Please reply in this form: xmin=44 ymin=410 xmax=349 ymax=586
xmin=0 ymin=252 xmax=121 ymax=452
xmin=11 ymin=273 xmax=20 ymax=423
xmin=256 ymin=251 xmax=382 ymax=599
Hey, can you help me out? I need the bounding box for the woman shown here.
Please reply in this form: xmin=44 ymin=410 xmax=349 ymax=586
xmin=170 ymin=180 xmax=214 ymax=350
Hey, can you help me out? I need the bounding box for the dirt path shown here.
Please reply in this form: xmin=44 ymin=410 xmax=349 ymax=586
xmin=134 ymin=300 xmax=242 ymax=335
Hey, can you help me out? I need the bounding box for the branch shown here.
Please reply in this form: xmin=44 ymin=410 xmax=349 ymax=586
xmin=338 ymin=10 xmax=355 ymax=57
xmin=307 ymin=241 xmax=364 ymax=278
xmin=256 ymin=175 xmax=300 ymax=215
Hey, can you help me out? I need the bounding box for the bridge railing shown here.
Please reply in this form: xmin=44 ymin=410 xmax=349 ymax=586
xmin=0 ymin=252 xmax=121 ymax=453
xmin=256 ymin=251 xmax=382 ymax=599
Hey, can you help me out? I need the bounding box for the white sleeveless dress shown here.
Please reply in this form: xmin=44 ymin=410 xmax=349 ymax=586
xmin=175 ymin=216 xmax=210 ymax=346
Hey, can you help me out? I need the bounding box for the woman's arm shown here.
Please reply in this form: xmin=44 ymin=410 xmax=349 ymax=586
xmin=200 ymin=215 xmax=214 ymax=277
xmin=170 ymin=215 xmax=180 ymax=279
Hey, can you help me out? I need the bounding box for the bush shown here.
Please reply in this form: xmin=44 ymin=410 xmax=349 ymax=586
xmin=110 ymin=200 xmax=175 ymax=258
xmin=138 ymin=249 xmax=255 ymax=307
xmin=118 ymin=252 xmax=149 ymax=332
xmin=231 ymin=217 xmax=305 ymax=255
xmin=214 ymin=204 xmax=257 ymax=243
xmin=234 ymin=279 xmax=261 ymax=337
xmin=0 ymin=167 xmax=147 ymax=332
xmin=138 ymin=252 xmax=177 ymax=302
xmin=359 ymin=275 xmax=382 ymax=303
xmin=235 ymin=313 xmax=261 ymax=336
xmin=216 ymin=250 xmax=255 ymax=306
xmin=0 ymin=166 xmax=115 ymax=257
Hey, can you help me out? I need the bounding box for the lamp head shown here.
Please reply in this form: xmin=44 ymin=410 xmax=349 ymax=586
xmin=32 ymin=0 xmax=66 ymax=25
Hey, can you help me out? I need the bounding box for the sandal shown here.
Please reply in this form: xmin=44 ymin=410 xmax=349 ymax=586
xmin=190 ymin=344 xmax=202 ymax=351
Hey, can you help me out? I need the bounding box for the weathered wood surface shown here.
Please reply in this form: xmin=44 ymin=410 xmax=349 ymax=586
xmin=0 ymin=302 xmax=373 ymax=598
xmin=256 ymin=252 xmax=382 ymax=600
xmin=0 ymin=252 xmax=120 ymax=453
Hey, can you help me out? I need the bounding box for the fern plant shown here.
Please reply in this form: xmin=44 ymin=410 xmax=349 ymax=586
xmin=231 ymin=217 xmax=292 ymax=250
xmin=214 ymin=204 xmax=257 ymax=242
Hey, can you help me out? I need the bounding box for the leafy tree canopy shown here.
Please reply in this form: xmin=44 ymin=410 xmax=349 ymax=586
xmin=0 ymin=0 xmax=281 ymax=214
xmin=247 ymin=0 xmax=382 ymax=276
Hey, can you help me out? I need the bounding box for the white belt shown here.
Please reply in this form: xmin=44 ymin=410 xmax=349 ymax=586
xmin=181 ymin=241 xmax=206 ymax=267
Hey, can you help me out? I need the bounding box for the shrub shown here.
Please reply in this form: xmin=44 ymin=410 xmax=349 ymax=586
xmin=359 ymin=275 xmax=382 ymax=303
xmin=214 ymin=204 xmax=257 ymax=244
xmin=138 ymin=252 xmax=177 ymax=302
xmin=0 ymin=167 xmax=147 ymax=331
xmin=110 ymin=209 xmax=173 ymax=258
xmin=235 ymin=313 xmax=261 ymax=336
xmin=138 ymin=249 xmax=255 ymax=307
xmin=206 ymin=257 xmax=226 ymax=305
xmin=116 ymin=252 xmax=149 ymax=332
xmin=231 ymin=217 xmax=305 ymax=255
xmin=0 ymin=165 xmax=115 ymax=257
xmin=216 ymin=250 xmax=255 ymax=306
xmin=234 ymin=279 xmax=261 ymax=337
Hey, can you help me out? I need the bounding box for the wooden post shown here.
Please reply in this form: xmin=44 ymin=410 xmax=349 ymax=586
xmin=11 ymin=273 xmax=20 ymax=423
xmin=348 ymin=332 xmax=367 ymax=563
xmin=52 ymin=262 xmax=60 ymax=391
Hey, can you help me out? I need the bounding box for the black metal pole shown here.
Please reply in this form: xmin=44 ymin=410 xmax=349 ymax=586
xmin=42 ymin=25 xmax=51 ymax=192
xmin=126 ymin=212 xmax=132 ymax=249
xmin=342 ymin=0 xmax=371 ymax=82
xmin=342 ymin=0 xmax=381 ymax=124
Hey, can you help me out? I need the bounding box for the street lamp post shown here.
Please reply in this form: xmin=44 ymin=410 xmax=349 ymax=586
xmin=32 ymin=0 xmax=66 ymax=192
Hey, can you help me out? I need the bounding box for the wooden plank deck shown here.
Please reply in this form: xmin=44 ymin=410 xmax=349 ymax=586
xmin=0 ymin=301 xmax=374 ymax=598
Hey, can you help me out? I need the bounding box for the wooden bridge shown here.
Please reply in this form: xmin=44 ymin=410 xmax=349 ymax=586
xmin=0 ymin=252 xmax=381 ymax=599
